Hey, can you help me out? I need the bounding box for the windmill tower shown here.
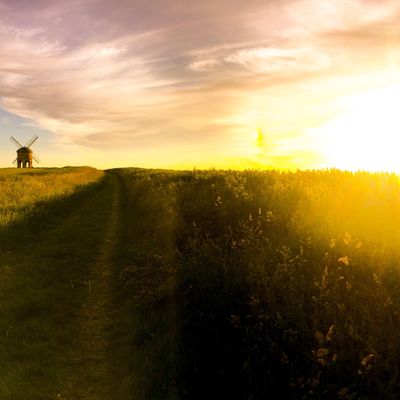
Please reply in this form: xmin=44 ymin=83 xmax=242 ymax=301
xmin=10 ymin=135 xmax=40 ymax=168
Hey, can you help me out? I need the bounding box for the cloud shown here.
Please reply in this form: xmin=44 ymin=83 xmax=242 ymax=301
xmin=189 ymin=59 xmax=220 ymax=72
xmin=0 ymin=0 xmax=399 ymax=168
xmin=224 ymin=47 xmax=332 ymax=73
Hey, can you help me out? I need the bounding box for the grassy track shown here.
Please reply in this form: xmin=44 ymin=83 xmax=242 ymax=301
xmin=0 ymin=172 xmax=132 ymax=399
xmin=60 ymin=172 xmax=132 ymax=400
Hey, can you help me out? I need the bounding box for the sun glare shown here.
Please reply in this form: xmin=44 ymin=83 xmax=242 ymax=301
xmin=322 ymin=85 xmax=400 ymax=172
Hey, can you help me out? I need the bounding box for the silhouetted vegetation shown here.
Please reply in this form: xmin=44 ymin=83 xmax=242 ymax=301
xmin=117 ymin=168 xmax=400 ymax=400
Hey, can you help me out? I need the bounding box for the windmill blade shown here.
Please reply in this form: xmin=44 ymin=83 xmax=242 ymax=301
xmin=33 ymin=154 xmax=40 ymax=163
xmin=25 ymin=134 xmax=38 ymax=148
xmin=10 ymin=136 xmax=23 ymax=148
xmin=12 ymin=158 xmax=17 ymax=165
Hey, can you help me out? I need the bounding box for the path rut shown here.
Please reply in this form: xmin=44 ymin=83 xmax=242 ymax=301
xmin=60 ymin=173 xmax=128 ymax=400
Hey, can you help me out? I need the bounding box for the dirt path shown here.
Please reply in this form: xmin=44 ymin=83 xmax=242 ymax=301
xmin=59 ymin=173 xmax=128 ymax=400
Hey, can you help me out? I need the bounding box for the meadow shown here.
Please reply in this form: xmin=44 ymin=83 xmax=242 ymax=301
xmin=1 ymin=167 xmax=400 ymax=399
xmin=0 ymin=167 xmax=103 ymax=227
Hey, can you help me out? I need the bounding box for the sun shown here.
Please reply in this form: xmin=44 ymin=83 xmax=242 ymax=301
xmin=322 ymin=84 xmax=400 ymax=172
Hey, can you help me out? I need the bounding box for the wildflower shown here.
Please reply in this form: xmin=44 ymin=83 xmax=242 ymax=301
xmin=297 ymin=377 xmax=305 ymax=388
xmin=325 ymin=325 xmax=334 ymax=342
xmin=321 ymin=265 xmax=329 ymax=290
xmin=230 ymin=315 xmax=241 ymax=328
xmin=316 ymin=357 xmax=326 ymax=367
xmin=358 ymin=354 xmax=376 ymax=374
xmin=373 ymin=272 xmax=381 ymax=285
xmin=361 ymin=354 xmax=375 ymax=369
xmin=343 ymin=232 xmax=352 ymax=245
xmin=314 ymin=348 xmax=329 ymax=367
xmin=314 ymin=348 xmax=329 ymax=358
xmin=338 ymin=256 xmax=350 ymax=266
xmin=337 ymin=388 xmax=349 ymax=399
xmin=281 ymin=352 xmax=289 ymax=364
xmin=309 ymin=377 xmax=320 ymax=388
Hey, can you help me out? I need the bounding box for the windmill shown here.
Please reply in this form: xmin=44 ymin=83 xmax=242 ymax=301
xmin=10 ymin=135 xmax=40 ymax=168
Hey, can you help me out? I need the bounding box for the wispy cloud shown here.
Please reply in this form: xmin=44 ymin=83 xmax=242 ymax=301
xmin=224 ymin=47 xmax=332 ymax=73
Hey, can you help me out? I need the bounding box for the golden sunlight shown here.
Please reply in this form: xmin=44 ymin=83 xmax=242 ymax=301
xmin=322 ymin=84 xmax=400 ymax=172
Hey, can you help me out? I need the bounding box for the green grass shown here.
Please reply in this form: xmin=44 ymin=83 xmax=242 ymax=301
xmin=0 ymin=168 xmax=113 ymax=399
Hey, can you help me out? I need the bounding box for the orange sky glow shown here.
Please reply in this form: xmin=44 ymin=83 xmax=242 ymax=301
xmin=0 ymin=0 xmax=399 ymax=171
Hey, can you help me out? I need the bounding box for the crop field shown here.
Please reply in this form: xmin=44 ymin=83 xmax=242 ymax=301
xmin=1 ymin=167 xmax=400 ymax=399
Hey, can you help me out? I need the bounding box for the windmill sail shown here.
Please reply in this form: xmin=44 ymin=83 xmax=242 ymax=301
xmin=10 ymin=136 xmax=23 ymax=148
xmin=25 ymin=135 xmax=39 ymax=148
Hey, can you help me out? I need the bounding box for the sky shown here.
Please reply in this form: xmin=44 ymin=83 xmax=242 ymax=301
xmin=0 ymin=0 xmax=399 ymax=170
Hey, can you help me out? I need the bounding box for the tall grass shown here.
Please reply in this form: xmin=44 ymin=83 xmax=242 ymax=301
xmin=117 ymin=168 xmax=400 ymax=399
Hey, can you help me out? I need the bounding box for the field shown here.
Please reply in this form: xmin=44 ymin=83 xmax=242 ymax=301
xmin=1 ymin=167 xmax=400 ymax=399
xmin=0 ymin=167 xmax=104 ymax=227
